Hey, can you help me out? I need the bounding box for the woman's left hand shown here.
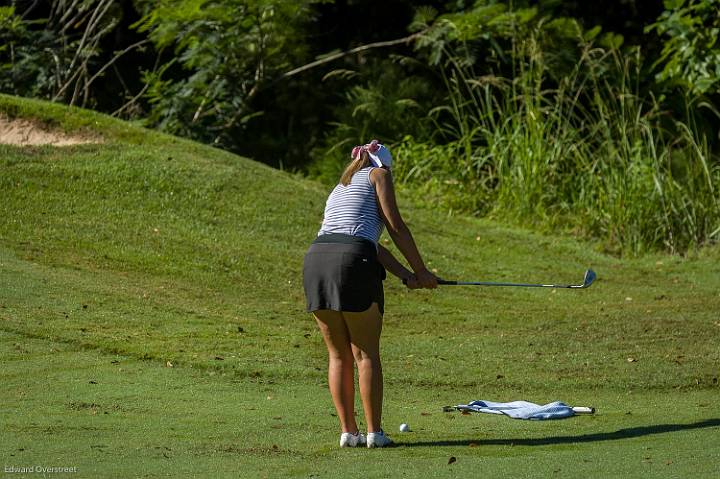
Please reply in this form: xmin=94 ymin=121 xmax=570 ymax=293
xmin=403 ymin=274 xmax=421 ymax=289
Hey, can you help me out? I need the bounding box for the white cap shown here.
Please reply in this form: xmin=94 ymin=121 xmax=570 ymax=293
xmin=368 ymin=144 xmax=392 ymax=168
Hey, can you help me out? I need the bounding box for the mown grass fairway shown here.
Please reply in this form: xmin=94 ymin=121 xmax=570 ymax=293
xmin=1 ymin=95 xmax=719 ymax=478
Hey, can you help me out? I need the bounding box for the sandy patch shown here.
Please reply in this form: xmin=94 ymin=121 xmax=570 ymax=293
xmin=0 ymin=116 xmax=101 ymax=146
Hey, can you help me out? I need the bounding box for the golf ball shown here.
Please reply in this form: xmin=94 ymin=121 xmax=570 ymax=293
xmin=399 ymin=423 xmax=410 ymax=432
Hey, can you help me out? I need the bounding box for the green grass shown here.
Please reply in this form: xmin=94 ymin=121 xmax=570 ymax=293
xmin=1 ymin=93 xmax=719 ymax=478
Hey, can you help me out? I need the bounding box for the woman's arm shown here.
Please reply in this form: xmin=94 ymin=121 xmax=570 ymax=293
xmin=371 ymin=168 xmax=437 ymax=289
xmin=377 ymin=244 xmax=418 ymax=288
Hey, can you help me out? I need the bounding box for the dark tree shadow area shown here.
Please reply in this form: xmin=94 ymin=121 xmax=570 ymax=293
xmin=402 ymin=419 xmax=720 ymax=447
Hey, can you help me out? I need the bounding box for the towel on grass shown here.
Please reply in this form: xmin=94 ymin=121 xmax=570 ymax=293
xmin=455 ymin=400 xmax=576 ymax=420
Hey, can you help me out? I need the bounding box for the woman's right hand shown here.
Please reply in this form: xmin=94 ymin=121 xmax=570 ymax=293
xmin=415 ymin=268 xmax=439 ymax=289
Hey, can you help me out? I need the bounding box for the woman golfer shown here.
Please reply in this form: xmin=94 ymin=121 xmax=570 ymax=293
xmin=303 ymin=140 xmax=438 ymax=448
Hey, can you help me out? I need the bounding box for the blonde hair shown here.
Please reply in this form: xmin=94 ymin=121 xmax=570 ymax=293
xmin=340 ymin=149 xmax=371 ymax=186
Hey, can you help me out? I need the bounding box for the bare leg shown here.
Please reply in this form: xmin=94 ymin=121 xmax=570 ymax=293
xmin=313 ymin=309 xmax=358 ymax=433
xmin=343 ymin=303 xmax=383 ymax=433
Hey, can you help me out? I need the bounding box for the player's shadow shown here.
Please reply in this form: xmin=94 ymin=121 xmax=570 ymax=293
xmin=403 ymin=418 xmax=720 ymax=447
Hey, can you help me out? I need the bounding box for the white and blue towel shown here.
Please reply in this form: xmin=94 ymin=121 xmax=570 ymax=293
xmin=455 ymin=400 xmax=576 ymax=420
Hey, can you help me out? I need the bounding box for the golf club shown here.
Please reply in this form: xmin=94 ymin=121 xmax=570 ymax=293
xmin=405 ymin=269 xmax=596 ymax=289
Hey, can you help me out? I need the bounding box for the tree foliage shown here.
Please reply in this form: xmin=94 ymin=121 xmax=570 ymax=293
xmin=646 ymin=0 xmax=720 ymax=96
xmin=0 ymin=1 xmax=127 ymax=107
xmin=134 ymin=0 xmax=325 ymax=148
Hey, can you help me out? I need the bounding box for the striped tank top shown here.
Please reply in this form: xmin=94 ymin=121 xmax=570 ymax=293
xmin=318 ymin=167 xmax=385 ymax=244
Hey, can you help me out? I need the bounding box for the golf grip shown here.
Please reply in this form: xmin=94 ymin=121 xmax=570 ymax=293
xmin=402 ymin=278 xmax=455 ymax=285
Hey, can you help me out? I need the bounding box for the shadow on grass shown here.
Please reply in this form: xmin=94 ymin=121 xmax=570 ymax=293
xmin=403 ymin=419 xmax=720 ymax=447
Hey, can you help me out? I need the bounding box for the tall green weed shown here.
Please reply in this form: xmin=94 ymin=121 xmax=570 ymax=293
xmin=395 ymin=33 xmax=719 ymax=255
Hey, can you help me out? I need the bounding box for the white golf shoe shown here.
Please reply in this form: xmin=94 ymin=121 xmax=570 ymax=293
xmin=366 ymin=430 xmax=394 ymax=448
xmin=339 ymin=431 xmax=366 ymax=448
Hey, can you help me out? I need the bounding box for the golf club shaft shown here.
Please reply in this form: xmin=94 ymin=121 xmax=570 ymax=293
xmin=439 ymin=280 xmax=579 ymax=288
xmin=404 ymin=269 xmax=595 ymax=289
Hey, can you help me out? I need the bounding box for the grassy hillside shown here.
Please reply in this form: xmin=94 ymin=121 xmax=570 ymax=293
xmin=1 ymin=94 xmax=719 ymax=478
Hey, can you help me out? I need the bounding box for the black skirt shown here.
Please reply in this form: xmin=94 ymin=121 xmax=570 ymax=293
xmin=303 ymin=233 xmax=386 ymax=315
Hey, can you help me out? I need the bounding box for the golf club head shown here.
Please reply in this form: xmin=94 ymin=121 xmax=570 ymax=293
xmin=581 ymin=269 xmax=596 ymax=288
